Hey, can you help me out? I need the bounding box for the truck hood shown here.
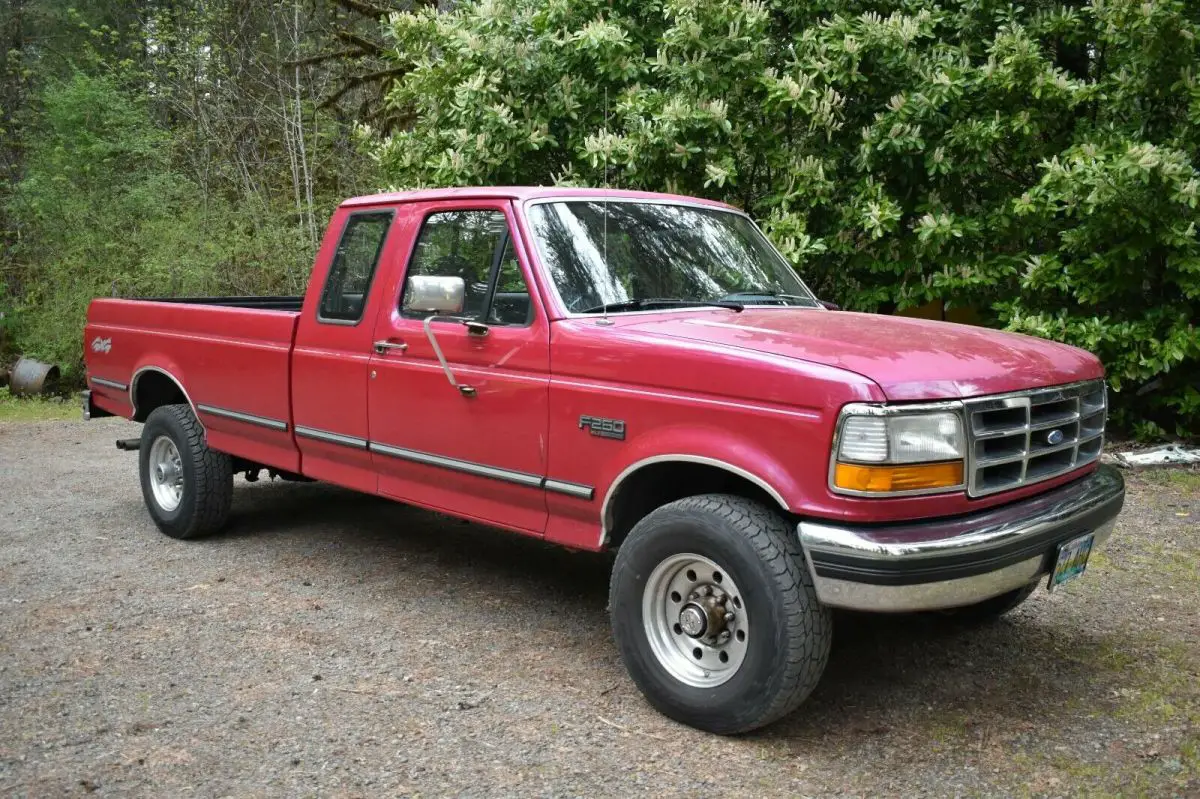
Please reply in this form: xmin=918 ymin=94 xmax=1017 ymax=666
xmin=621 ymin=309 xmax=1102 ymax=401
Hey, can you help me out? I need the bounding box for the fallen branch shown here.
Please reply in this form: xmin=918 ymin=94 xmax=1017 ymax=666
xmin=596 ymin=715 xmax=668 ymax=741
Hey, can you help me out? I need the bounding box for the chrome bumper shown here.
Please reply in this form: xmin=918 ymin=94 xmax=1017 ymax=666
xmin=797 ymin=465 xmax=1125 ymax=613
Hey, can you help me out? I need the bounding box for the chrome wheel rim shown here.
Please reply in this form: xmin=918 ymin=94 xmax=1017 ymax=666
xmin=642 ymin=553 xmax=749 ymax=688
xmin=148 ymin=435 xmax=184 ymax=512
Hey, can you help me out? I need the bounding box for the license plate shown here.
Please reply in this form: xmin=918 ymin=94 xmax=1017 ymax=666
xmin=1049 ymin=533 xmax=1095 ymax=590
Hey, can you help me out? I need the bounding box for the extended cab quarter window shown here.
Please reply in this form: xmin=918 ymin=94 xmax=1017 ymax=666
xmin=402 ymin=210 xmax=533 ymax=326
xmin=318 ymin=211 xmax=393 ymax=323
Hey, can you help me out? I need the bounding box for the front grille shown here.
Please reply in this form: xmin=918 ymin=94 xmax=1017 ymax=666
xmin=965 ymin=380 xmax=1106 ymax=497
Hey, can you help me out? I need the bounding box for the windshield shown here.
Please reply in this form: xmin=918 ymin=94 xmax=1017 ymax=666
xmin=525 ymin=200 xmax=819 ymax=314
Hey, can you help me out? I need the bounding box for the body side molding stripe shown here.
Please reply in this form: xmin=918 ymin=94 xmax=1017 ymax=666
xmin=196 ymin=403 xmax=289 ymax=432
xmin=90 ymin=376 xmax=129 ymax=391
xmin=543 ymin=478 xmax=595 ymax=500
xmin=369 ymin=442 xmax=545 ymax=489
xmin=294 ymin=425 xmax=368 ymax=449
xmin=288 ymin=427 xmax=595 ymax=499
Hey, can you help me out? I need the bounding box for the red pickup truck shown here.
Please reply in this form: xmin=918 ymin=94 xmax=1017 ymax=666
xmin=83 ymin=187 xmax=1125 ymax=733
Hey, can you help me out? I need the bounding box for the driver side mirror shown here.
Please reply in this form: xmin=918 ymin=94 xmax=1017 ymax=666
xmin=819 ymin=300 xmax=841 ymax=311
xmin=404 ymin=275 xmax=466 ymax=316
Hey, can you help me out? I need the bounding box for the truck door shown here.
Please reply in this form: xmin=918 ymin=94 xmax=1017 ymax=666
xmin=367 ymin=200 xmax=551 ymax=535
xmin=292 ymin=206 xmax=398 ymax=493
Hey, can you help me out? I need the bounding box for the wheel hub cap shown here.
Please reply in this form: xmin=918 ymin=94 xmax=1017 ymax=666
xmin=642 ymin=553 xmax=749 ymax=688
xmin=148 ymin=435 xmax=184 ymax=512
xmin=154 ymin=462 xmax=180 ymax=483
xmin=678 ymin=604 xmax=707 ymax=637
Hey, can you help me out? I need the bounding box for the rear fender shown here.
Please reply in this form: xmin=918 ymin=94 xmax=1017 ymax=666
xmin=129 ymin=359 xmax=201 ymax=426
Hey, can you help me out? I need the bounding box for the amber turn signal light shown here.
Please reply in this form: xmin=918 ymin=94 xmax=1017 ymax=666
xmin=833 ymin=461 xmax=964 ymax=493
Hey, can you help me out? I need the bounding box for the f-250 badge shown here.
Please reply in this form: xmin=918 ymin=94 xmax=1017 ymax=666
xmin=579 ymin=415 xmax=626 ymax=440
xmin=91 ymin=337 xmax=112 ymax=354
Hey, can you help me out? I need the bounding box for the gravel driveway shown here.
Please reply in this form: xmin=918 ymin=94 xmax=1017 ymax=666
xmin=1 ymin=418 xmax=1197 ymax=797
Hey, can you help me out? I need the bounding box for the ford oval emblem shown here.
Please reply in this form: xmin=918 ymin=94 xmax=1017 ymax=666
xmin=1046 ymin=429 xmax=1065 ymax=446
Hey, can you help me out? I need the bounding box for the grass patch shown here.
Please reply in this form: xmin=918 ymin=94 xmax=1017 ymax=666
xmin=0 ymin=387 xmax=79 ymax=422
xmin=1133 ymin=467 xmax=1200 ymax=492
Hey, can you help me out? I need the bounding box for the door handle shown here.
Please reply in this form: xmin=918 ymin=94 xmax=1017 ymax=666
xmin=373 ymin=340 xmax=408 ymax=355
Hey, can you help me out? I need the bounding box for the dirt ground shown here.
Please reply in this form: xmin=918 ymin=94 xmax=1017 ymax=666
xmin=1 ymin=417 xmax=1197 ymax=798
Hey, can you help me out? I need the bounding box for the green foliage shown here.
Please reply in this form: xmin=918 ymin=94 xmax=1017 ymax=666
xmin=2 ymin=1 xmax=385 ymax=384
xmin=6 ymin=73 xmax=314 ymax=375
xmin=375 ymin=0 xmax=1200 ymax=436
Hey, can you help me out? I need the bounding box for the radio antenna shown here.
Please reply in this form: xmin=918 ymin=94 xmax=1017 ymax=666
xmin=600 ymin=86 xmax=612 ymax=326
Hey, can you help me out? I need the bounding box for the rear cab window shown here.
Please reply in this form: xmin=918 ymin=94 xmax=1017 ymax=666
xmin=318 ymin=211 xmax=394 ymax=324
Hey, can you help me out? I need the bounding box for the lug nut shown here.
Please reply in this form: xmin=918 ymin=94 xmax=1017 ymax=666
xmin=724 ymin=612 xmax=735 ymax=623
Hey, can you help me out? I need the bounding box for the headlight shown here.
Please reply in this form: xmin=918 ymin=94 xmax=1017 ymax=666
xmin=831 ymin=405 xmax=966 ymax=496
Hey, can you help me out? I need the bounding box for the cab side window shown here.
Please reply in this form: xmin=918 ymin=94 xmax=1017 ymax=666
xmin=318 ymin=211 xmax=393 ymax=323
xmin=401 ymin=210 xmax=533 ymax=326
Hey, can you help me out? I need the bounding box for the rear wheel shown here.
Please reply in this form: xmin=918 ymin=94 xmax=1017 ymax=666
xmin=609 ymin=494 xmax=832 ymax=734
xmin=139 ymin=404 xmax=232 ymax=539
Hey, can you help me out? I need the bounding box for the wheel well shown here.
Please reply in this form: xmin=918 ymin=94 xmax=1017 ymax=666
xmin=131 ymin=370 xmax=189 ymax=422
xmin=604 ymin=461 xmax=789 ymax=551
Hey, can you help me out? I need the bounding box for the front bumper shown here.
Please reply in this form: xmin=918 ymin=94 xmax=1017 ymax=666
xmin=798 ymin=464 xmax=1125 ymax=612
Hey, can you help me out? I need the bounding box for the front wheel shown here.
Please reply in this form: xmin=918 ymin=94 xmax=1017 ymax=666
xmin=139 ymin=404 xmax=233 ymax=539
xmin=609 ymin=494 xmax=832 ymax=734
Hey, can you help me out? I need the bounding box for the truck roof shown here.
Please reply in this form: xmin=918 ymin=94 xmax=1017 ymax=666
xmin=341 ymin=186 xmax=738 ymax=210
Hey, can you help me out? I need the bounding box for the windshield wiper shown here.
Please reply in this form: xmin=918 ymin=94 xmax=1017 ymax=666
xmin=578 ymin=298 xmax=744 ymax=314
xmin=720 ymin=290 xmax=817 ymax=307
xmin=577 ymin=299 xmax=646 ymax=314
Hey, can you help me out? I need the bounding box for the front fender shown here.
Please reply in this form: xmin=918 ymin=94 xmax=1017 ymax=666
xmin=597 ymin=422 xmax=814 ymax=543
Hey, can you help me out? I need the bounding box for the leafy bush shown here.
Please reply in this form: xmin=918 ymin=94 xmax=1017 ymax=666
xmin=375 ymin=0 xmax=1200 ymax=436
xmin=6 ymin=74 xmax=315 ymax=376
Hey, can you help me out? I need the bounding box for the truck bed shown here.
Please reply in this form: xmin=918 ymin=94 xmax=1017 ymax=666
xmin=84 ymin=297 xmax=302 ymax=473
xmin=139 ymin=295 xmax=304 ymax=311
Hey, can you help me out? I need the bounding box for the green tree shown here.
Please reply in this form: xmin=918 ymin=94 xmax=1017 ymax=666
xmin=2 ymin=1 xmax=390 ymax=375
xmin=373 ymin=0 xmax=1200 ymax=436
xmin=6 ymin=73 xmax=312 ymax=372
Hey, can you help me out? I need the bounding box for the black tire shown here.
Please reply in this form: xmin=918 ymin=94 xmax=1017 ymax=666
xmin=138 ymin=403 xmax=233 ymax=539
xmin=938 ymin=582 xmax=1039 ymax=623
xmin=609 ymin=494 xmax=832 ymax=734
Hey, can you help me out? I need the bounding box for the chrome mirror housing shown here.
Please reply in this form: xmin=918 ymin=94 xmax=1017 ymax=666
xmin=404 ymin=276 xmax=465 ymax=316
